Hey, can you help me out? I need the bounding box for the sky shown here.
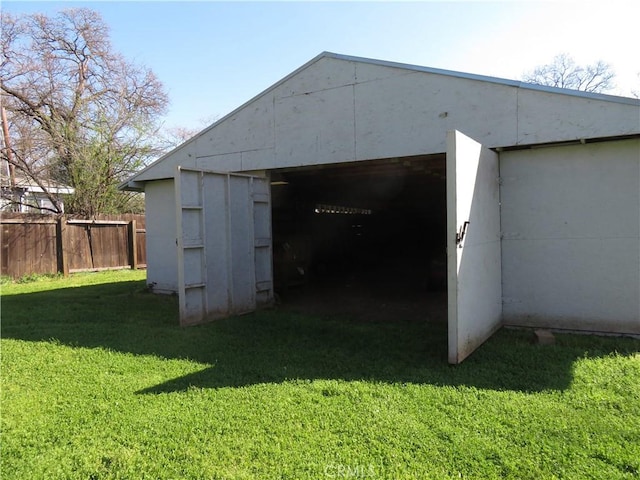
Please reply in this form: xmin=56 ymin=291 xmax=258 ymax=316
xmin=3 ymin=1 xmax=639 ymax=132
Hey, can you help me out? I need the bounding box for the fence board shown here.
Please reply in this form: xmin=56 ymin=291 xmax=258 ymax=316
xmin=91 ymin=224 xmax=129 ymax=269
xmin=136 ymin=228 xmax=147 ymax=268
xmin=64 ymin=223 xmax=93 ymax=272
xmin=1 ymin=221 xmax=58 ymax=277
xmin=1 ymin=213 xmax=146 ymax=278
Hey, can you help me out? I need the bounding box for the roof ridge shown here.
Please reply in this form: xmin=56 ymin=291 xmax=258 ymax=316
xmin=322 ymin=51 xmax=640 ymax=105
xmin=120 ymin=51 xmax=640 ymax=190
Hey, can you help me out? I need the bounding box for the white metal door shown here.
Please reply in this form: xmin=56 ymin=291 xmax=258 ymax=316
xmin=446 ymin=130 xmax=502 ymax=364
xmin=175 ymin=167 xmax=273 ymax=326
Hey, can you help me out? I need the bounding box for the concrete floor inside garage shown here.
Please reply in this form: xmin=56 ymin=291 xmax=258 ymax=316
xmin=270 ymin=154 xmax=448 ymax=324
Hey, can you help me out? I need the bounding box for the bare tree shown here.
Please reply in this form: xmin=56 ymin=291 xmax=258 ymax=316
xmin=1 ymin=8 xmax=168 ymax=215
xmin=159 ymin=113 xmax=221 ymax=152
xmin=161 ymin=126 xmax=201 ymax=151
xmin=632 ymin=72 xmax=640 ymax=99
xmin=522 ymin=53 xmax=616 ymax=93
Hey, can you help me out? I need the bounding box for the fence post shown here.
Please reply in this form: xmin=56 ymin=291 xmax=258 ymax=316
xmin=128 ymin=220 xmax=138 ymax=270
xmin=56 ymin=215 xmax=69 ymax=276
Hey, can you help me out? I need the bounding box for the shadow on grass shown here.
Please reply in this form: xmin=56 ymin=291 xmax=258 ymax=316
xmin=2 ymin=280 xmax=638 ymax=394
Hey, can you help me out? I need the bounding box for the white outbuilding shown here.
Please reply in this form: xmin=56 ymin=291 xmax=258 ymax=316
xmin=121 ymin=52 xmax=640 ymax=363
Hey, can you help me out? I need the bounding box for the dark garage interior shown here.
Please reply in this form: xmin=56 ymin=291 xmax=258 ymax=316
xmin=270 ymin=154 xmax=448 ymax=322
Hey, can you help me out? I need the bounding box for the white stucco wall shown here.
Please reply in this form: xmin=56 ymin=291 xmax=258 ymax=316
xmin=500 ymin=139 xmax=640 ymax=333
xmin=145 ymin=179 xmax=178 ymax=294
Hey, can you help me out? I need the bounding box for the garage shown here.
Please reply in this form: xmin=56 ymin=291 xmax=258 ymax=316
xmin=121 ymin=52 xmax=640 ymax=363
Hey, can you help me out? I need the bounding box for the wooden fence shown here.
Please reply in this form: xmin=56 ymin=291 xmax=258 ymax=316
xmin=1 ymin=213 xmax=146 ymax=279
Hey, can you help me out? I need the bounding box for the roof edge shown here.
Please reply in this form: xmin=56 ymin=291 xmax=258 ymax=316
xmin=121 ymin=52 xmax=336 ymax=188
xmin=118 ymin=179 xmax=147 ymax=192
xmin=121 ymin=51 xmax=640 ymax=188
xmin=324 ymin=52 xmax=640 ymax=106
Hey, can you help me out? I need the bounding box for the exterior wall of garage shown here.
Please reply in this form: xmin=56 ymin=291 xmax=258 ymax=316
xmin=143 ymin=138 xmax=640 ymax=336
xmin=127 ymin=53 xmax=640 ymax=335
xmin=145 ymin=179 xmax=179 ymax=294
xmin=500 ymin=138 xmax=640 ymax=334
xmin=131 ymin=54 xmax=639 ymax=183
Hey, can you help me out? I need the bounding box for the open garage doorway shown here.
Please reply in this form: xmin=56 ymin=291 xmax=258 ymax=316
xmin=171 ymin=132 xmax=501 ymax=363
xmin=270 ymin=154 xmax=448 ymax=325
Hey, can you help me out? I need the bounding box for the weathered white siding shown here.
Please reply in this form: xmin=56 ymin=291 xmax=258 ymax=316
xmin=145 ymin=179 xmax=178 ymax=294
xmin=274 ymin=84 xmax=355 ymax=168
xmin=128 ymin=53 xmax=640 ymax=336
xmin=354 ymin=72 xmax=519 ymax=160
xmin=516 ymin=89 xmax=640 ymax=144
xmin=500 ymin=139 xmax=640 ymax=333
xmin=131 ymin=54 xmax=639 ymax=183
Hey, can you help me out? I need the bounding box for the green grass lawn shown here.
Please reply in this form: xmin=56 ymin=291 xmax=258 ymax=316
xmin=2 ymin=271 xmax=639 ymax=479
